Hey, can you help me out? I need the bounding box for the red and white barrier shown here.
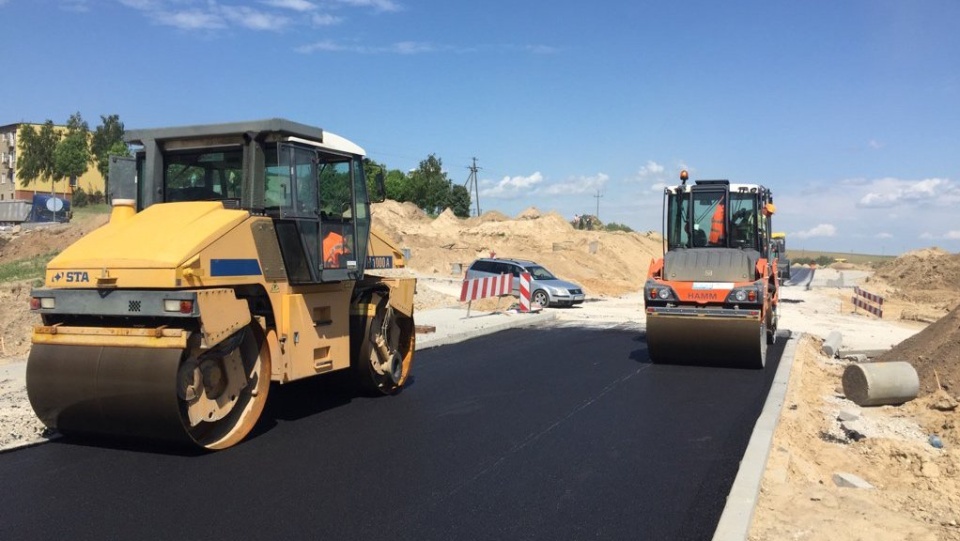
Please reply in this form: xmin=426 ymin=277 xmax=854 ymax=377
xmin=460 ymin=274 xmax=513 ymax=302
xmin=852 ymin=286 xmax=883 ymax=318
xmin=518 ymin=272 xmax=532 ymax=312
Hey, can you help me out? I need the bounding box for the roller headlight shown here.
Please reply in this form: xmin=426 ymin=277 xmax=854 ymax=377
xmin=727 ymin=287 xmax=760 ymax=303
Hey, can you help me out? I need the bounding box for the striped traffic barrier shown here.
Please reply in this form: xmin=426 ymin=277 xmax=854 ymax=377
xmin=461 ymin=274 xmax=513 ymax=317
xmin=852 ymin=286 xmax=883 ymax=318
xmin=519 ymin=272 xmax=533 ymax=312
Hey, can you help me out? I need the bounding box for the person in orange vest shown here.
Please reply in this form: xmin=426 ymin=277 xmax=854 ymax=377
xmin=709 ymin=197 xmax=725 ymax=245
xmin=323 ymin=229 xmax=348 ymax=268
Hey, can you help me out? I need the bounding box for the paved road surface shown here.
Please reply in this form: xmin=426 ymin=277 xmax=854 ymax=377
xmin=0 ymin=326 xmax=783 ymax=541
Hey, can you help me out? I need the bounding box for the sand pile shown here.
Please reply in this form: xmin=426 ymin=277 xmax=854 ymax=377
xmin=371 ymin=201 xmax=664 ymax=296
xmin=876 ymin=303 xmax=960 ymax=396
xmin=871 ymin=248 xmax=960 ymax=308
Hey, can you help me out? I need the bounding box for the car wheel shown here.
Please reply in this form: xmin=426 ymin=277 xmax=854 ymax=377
xmin=532 ymin=289 xmax=550 ymax=308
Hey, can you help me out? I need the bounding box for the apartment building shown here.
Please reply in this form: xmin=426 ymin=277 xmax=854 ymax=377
xmin=0 ymin=122 xmax=106 ymax=202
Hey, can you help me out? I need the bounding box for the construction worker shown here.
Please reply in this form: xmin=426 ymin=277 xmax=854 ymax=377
xmin=709 ymin=197 xmax=726 ymax=245
xmin=323 ymin=229 xmax=348 ymax=268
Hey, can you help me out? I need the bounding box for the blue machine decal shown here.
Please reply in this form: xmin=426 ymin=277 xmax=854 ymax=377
xmin=210 ymin=259 xmax=262 ymax=276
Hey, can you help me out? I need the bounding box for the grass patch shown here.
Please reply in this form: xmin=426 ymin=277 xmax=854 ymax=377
xmin=786 ymin=250 xmax=896 ymax=267
xmin=0 ymin=252 xmax=59 ymax=283
xmin=73 ymin=203 xmax=111 ymax=217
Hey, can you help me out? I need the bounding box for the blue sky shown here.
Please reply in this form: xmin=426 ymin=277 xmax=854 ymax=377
xmin=2 ymin=0 xmax=958 ymax=255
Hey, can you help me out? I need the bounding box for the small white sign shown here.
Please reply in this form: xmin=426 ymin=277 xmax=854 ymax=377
xmin=692 ymin=282 xmax=734 ymax=290
xmin=46 ymin=197 xmax=64 ymax=212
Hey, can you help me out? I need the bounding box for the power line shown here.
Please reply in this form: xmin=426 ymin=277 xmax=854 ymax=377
xmin=464 ymin=157 xmax=482 ymax=216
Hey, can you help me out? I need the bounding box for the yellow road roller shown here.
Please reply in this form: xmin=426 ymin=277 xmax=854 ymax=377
xmin=643 ymin=171 xmax=780 ymax=369
xmin=26 ymin=119 xmax=416 ymax=449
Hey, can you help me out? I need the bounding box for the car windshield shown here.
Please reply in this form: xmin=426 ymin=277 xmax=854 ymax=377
xmin=526 ymin=265 xmax=556 ymax=280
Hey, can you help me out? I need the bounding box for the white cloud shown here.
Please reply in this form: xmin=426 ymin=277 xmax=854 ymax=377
xmin=875 ymin=232 xmax=894 ymax=239
xmin=296 ymin=39 xmax=554 ymax=55
xmin=118 ymin=0 xmax=160 ymax=8
xmin=794 ymin=224 xmax=837 ymax=239
xmin=636 ymin=160 xmax=664 ymax=179
xmin=540 ymin=173 xmax=608 ymax=195
xmin=312 ymin=13 xmax=341 ymax=25
xmin=392 ymin=41 xmax=436 ymax=54
xmin=480 ymin=172 xmax=544 ymax=199
xmin=334 ymin=0 xmax=401 ymax=12
xmin=154 ymin=9 xmax=226 ymax=30
xmin=119 ymin=0 xmax=345 ymax=32
xmin=296 ymin=39 xmax=346 ymax=53
xmin=635 ymin=159 xmax=688 ymax=191
xmin=262 ymin=0 xmax=316 ymax=11
xmin=526 ymin=44 xmax=559 ymax=54
xmin=868 ymin=139 xmax=884 ymax=150
xmin=857 ymin=177 xmax=957 ymax=208
xmin=222 ymin=6 xmax=290 ymax=31
xmin=920 ymin=231 xmax=960 ymax=241
xmin=296 ymin=39 xmax=435 ymax=54
xmin=60 ymin=0 xmax=90 ymax=11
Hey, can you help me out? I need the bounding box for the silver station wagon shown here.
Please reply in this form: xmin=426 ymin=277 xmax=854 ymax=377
xmin=465 ymin=258 xmax=585 ymax=307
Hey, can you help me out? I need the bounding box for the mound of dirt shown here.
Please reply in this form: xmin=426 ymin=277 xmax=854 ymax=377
xmin=477 ymin=210 xmax=508 ymax=222
xmin=876 ymin=303 xmax=960 ymax=396
xmin=0 ymin=281 xmax=37 ymax=357
xmin=874 ymin=248 xmax=960 ymax=297
xmin=862 ymin=248 xmax=960 ymax=320
xmin=371 ymin=201 xmax=664 ymax=297
xmin=0 ymin=214 xmax=109 ymax=262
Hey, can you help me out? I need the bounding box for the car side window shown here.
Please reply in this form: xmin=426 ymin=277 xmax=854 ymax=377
xmin=475 ymin=261 xmax=492 ymax=273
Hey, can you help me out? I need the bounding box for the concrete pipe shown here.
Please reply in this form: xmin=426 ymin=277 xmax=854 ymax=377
xmin=822 ymin=331 xmax=843 ymax=358
xmin=842 ymin=361 xmax=920 ymax=407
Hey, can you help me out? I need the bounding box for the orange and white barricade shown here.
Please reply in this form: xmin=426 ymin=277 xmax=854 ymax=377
xmin=852 ymin=286 xmax=883 ymax=318
xmin=518 ymin=272 xmax=532 ymax=312
xmin=461 ymin=274 xmax=513 ymax=316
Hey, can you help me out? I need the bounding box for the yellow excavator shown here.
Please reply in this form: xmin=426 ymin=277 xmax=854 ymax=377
xmin=26 ymin=119 xmax=416 ymax=449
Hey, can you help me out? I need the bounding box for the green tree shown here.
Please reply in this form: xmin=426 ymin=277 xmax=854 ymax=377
xmin=409 ymin=154 xmax=452 ymax=214
xmin=91 ymin=114 xmax=128 ymax=197
xmin=604 ymin=222 xmax=634 ymax=233
xmin=16 ymin=121 xmax=60 ymax=189
xmin=384 ymin=169 xmax=410 ymax=201
xmin=65 ymin=111 xmax=89 ymax=135
xmin=53 ymin=130 xmax=91 ymax=190
xmin=362 ymin=157 xmax=386 ymax=200
xmin=447 ymin=184 xmax=471 ymax=218
xmin=52 ymin=113 xmax=91 ymax=201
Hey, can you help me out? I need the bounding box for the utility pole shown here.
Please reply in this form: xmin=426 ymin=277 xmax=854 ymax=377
xmin=464 ymin=157 xmax=481 ymax=216
xmin=594 ymin=189 xmax=603 ymax=220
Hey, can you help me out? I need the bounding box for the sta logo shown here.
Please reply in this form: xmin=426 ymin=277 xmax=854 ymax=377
xmin=53 ymin=271 xmax=90 ymax=283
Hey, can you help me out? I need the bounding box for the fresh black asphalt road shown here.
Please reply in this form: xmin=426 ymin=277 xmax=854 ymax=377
xmin=0 ymin=325 xmax=784 ymax=541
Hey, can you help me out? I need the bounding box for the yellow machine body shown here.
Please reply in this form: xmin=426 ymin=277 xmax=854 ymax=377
xmin=26 ymin=119 xmax=416 ymax=449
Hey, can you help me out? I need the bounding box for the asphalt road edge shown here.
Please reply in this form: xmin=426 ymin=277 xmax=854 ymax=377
xmin=415 ymin=311 xmax=558 ymax=351
xmin=712 ymin=330 xmax=800 ymax=541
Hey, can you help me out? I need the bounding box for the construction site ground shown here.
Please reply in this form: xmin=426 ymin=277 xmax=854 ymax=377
xmin=2 ymin=202 xmax=960 ymax=540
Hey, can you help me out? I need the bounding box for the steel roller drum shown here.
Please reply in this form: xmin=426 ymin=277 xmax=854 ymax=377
xmin=645 ymin=313 xmax=766 ymax=369
xmin=26 ymin=344 xmax=193 ymax=444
